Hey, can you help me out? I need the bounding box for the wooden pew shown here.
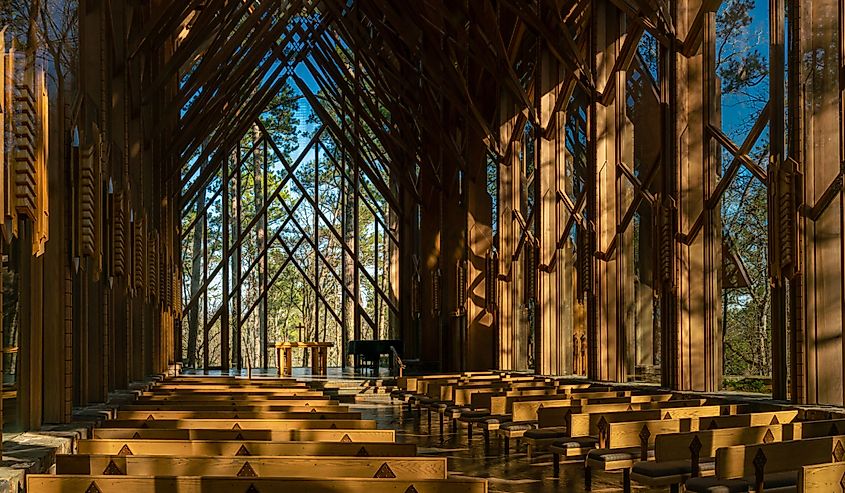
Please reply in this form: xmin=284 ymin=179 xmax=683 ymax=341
xmin=798 ymin=462 xmax=845 ymax=492
xmin=571 ymin=404 xmax=725 ymax=442
xmin=76 ymin=439 xmax=416 ymax=457
xmin=56 ymin=455 xmax=447 ymax=479
xmin=685 ymin=435 xmax=845 ymax=492
xmin=783 ymin=417 xmax=845 ymax=439
xmin=114 ymin=410 xmax=362 ymax=420
xmin=97 ymin=418 xmax=377 ymax=430
xmin=432 ymin=381 xmax=555 ymax=436
xmin=471 ymin=393 xmax=673 ymax=451
xmin=28 ymin=476 xmax=488 ymax=493
xmin=118 ymin=404 xmax=346 ymax=413
xmin=158 ymin=379 xmax=303 ymax=388
xmin=529 ymin=405 xmax=721 ymax=461
xmin=629 ymin=424 xmax=786 ymax=492
xmin=499 ymin=398 xmax=708 ymax=456
xmin=166 ymin=376 xmax=300 ymax=383
xmin=470 ymin=389 xmax=562 ymax=415
xmin=580 ymin=411 xmax=796 ymax=491
xmin=148 ymin=383 xmax=311 ymax=389
xmin=90 ymin=428 xmax=395 ymax=442
xmin=140 ymin=389 xmax=324 ymax=396
xmin=697 ymin=409 xmax=799 ymax=430
xmin=581 ymin=418 xmax=701 ymax=491
xmin=136 ymin=395 xmax=335 ymax=403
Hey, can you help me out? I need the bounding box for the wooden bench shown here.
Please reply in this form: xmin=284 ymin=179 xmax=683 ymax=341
xmin=579 ymin=411 xmax=794 ymax=491
xmin=97 ymin=418 xmax=377 ymax=430
xmin=76 ymin=439 xmax=417 ymax=457
xmin=431 ymin=381 xmax=554 ymax=436
xmin=28 ymin=476 xmax=488 ymax=493
xmin=685 ymin=435 xmax=845 ymax=492
xmin=140 ymin=389 xmax=323 ymax=396
xmin=798 ymin=462 xmax=845 ymax=492
xmin=532 ymin=404 xmax=722 ymax=461
xmin=473 ymin=393 xmax=672 ymax=452
xmin=630 ymin=424 xmax=786 ymax=492
xmin=783 ymin=417 xmax=845 ymax=439
xmin=697 ymin=409 xmax=799 ymax=431
xmin=118 ymin=404 xmax=346 ymax=413
xmin=154 ymin=382 xmax=308 ymax=389
xmin=114 ymin=410 xmax=362 ymax=420
xmin=90 ymin=428 xmax=395 ymax=442
xmin=501 ymin=398 xmax=708 ymax=456
xmin=581 ymin=418 xmax=700 ymax=491
xmin=136 ymin=395 xmax=335 ymax=403
xmin=56 ymin=455 xmax=447 ymax=479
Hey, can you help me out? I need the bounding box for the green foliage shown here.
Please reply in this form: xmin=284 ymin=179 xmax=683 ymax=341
xmin=260 ymin=84 xmax=301 ymax=157
xmin=716 ymin=0 xmax=768 ymax=101
xmin=717 ymin=0 xmax=771 ymax=382
xmin=722 ymin=376 xmax=770 ymax=394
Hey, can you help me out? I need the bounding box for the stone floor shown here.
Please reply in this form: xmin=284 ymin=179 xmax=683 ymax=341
xmin=349 ymin=399 xmax=656 ymax=493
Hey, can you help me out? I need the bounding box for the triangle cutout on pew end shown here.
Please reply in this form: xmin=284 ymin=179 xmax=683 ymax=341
xmin=404 ymin=486 xmax=419 ymax=493
xmin=85 ymin=481 xmax=102 ymax=493
xmin=340 ymin=434 xmax=352 ymax=443
xmin=373 ymin=462 xmax=396 ymax=478
xmin=117 ymin=444 xmax=134 ymax=456
xmin=232 ymin=423 xmax=242 ymax=430
xmin=356 ymin=446 xmax=370 ymax=457
xmin=245 ymin=484 xmax=261 ymax=493
xmin=131 ymin=431 xmax=141 ymax=439
xmin=102 ymin=460 xmax=125 ymax=476
xmin=235 ymin=444 xmax=252 ymax=456
xmin=237 ymin=461 xmax=258 ymax=477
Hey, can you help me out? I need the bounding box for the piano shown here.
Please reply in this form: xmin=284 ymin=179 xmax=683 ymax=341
xmin=347 ymin=340 xmax=404 ymax=376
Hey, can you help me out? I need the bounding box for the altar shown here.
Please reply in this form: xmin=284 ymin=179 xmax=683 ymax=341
xmin=274 ymin=341 xmax=334 ymax=376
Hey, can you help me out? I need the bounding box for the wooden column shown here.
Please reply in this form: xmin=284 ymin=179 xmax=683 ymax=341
xmin=441 ymin=165 xmax=464 ymax=372
xmin=465 ymin=143 xmax=495 ymax=371
xmin=537 ymin=49 xmax=575 ymax=375
xmin=666 ymin=0 xmax=722 ymax=391
xmin=589 ymin=0 xmax=633 ymax=382
xmin=794 ymin=0 xmax=844 ymax=405
xmin=418 ymin=167 xmax=442 ymax=367
xmin=498 ymin=92 xmax=528 ymax=370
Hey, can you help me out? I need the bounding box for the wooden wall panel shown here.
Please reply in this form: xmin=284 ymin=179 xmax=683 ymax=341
xmin=797 ymin=0 xmax=844 ymax=405
xmin=466 ymin=173 xmax=494 ymax=371
xmin=669 ymin=0 xmax=722 ymax=392
xmin=537 ymin=49 xmax=575 ymax=376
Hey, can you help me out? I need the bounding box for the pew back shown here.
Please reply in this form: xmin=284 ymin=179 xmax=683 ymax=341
xmin=27 ymin=476 xmax=488 ymax=493
xmin=715 ymin=435 xmax=845 ymax=480
xmin=654 ymin=424 xmax=783 ymax=462
xmin=76 ymin=439 xmax=417 ymax=457
xmin=56 ymin=455 xmax=446 ymax=480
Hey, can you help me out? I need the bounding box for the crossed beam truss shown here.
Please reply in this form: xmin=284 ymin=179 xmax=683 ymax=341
xmin=180 ymin=119 xmax=399 ymax=369
xmin=136 ymin=0 xmax=845 ymax=405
